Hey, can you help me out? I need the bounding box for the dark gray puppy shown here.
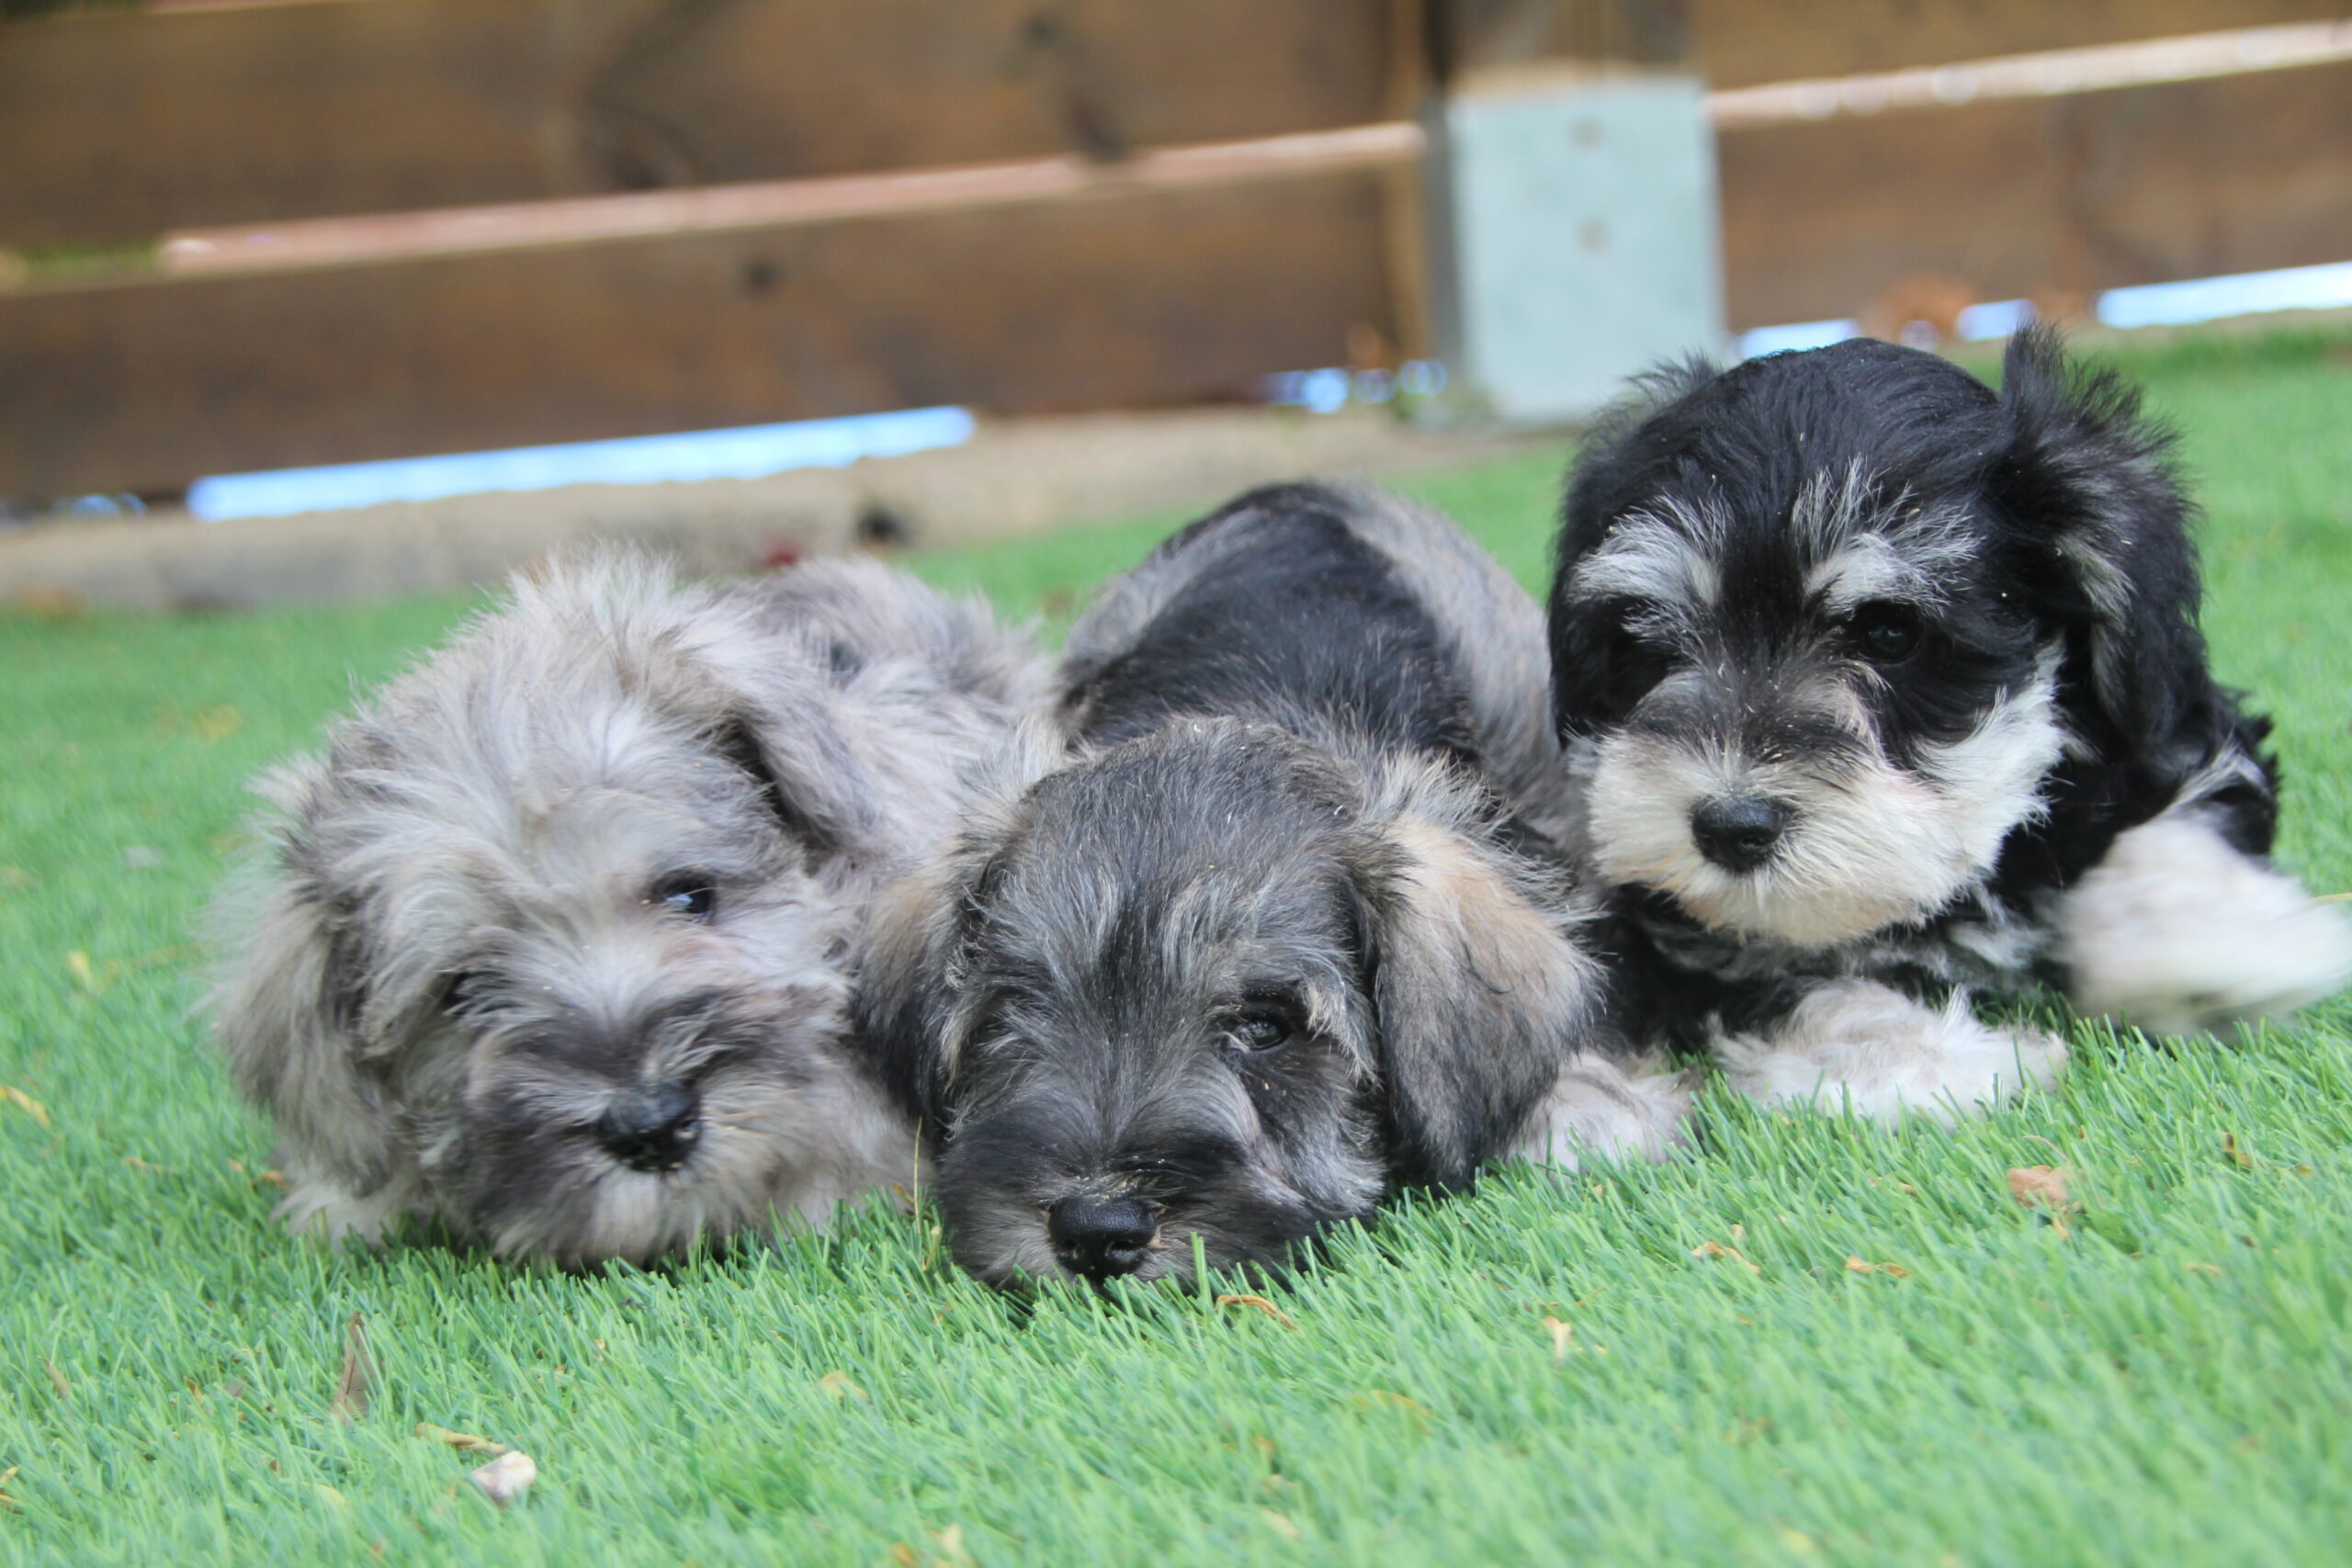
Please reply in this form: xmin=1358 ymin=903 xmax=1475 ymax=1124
xmin=210 ymin=550 xmax=1048 ymax=1265
xmin=860 ymin=484 xmax=1686 ymax=1289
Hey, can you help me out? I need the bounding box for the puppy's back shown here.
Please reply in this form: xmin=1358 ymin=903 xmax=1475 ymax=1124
xmin=1063 ymin=484 xmax=1560 ymax=806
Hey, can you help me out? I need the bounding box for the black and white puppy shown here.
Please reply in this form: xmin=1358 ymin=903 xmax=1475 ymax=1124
xmin=1548 ymin=329 xmax=2352 ymax=1122
xmin=860 ymin=483 xmax=1684 ymax=1289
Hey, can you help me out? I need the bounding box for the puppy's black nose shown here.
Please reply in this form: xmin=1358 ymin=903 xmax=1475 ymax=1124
xmin=1046 ymin=1195 xmax=1160 ymax=1279
xmin=596 ymin=1083 xmax=702 ymax=1173
xmin=1690 ymin=795 xmax=1791 ymax=872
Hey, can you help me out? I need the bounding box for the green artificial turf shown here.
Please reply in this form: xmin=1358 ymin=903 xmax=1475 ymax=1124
xmin=4 ymin=325 xmax=2349 ymax=1566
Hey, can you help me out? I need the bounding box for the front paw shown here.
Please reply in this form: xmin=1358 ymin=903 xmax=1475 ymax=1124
xmin=1713 ymin=981 xmax=2064 ymax=1126
xmin=1515 ymin=1054 xmax=1697 ymax=1169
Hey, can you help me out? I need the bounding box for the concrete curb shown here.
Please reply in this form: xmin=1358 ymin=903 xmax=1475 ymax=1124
xmin=1 ymin=406 xmax=1552 ymax=614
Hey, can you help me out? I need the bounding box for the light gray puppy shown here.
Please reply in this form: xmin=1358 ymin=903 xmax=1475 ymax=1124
xmin=210 ymin=550 xmax=1048 ymax=1265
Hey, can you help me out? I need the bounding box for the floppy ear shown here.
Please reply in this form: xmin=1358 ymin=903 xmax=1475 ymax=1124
xmin=848 ymin=725 xmax=1058 ymax=1130
xmin=208 ymin=761 xmax=401 ymax=1214
xmin=849 ymin=848 xmax=992 ymax=1132
xmin=1349 ymin=761 xmax=1605 ymax=1190
xmin=1992 ymin=327 xmax=2220 ymax=782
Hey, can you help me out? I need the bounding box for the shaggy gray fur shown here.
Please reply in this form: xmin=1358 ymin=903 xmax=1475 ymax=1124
xmin=209 ymin=550 xmax=1049 ymax=1265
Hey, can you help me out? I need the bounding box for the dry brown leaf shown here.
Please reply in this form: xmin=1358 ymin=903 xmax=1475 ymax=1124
xmin=2007 ymin=1166 xmax=2071 ymax=1208
xmin=1 ymin=1086 xmax=50 ymax=1128
xmin=0 ymin=1466 xmax=19 ymax=1513
xmin=2185 ymin=1262 xmax=2223 ymax=1277
xmin=1542 ymin=1315 xmax=1574 ymax=1361
xmin=252 ymin=1168 xmax=289 ymax=1190
xmin=1217 ymin=1293 xmax=1296 ymax=1329
xmin=2224 ymin=1134 xmax=2256 ymax=1169
xmin=1250 ymin=1435 xmax=1278 ymax=1462
xmin=1352 ymin=1390 xmax=1433 ymax=1431
xmin=1844 ymin=1256 xmax=1911 ymax=1278
xmin=466 ymin=1450 xmax=536 ymax=1507
xmin=1691 ymin=1240 xmax=1761 ymax=1274
xmin=1261 ymin=1509 xmax=1303 ymax=1541
xmin=334 ymin=1313 xmax=374 ymax=1422
xmin=415 ymin=1423 xmax=509 ymax=1456
xmin=43 ymin=1361 xmax=70 ymax=1401
xmin=818 ymin=1371 xmax=869 ymax=1404
xmin=889 ymin=1543 xmax=920 ymax=1567
xmin=191 ymin=706 xmax=243 ymax=742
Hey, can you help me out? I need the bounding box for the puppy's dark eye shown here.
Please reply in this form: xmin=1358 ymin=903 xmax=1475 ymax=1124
xmin=1847 ymin=603 xmax=1924 ymax=664
xmin=1223 ymin=1010 xmax=1292 ymax=1054
xmin=647 ymin=880 xmax=718 ymax=923
xmin=1605 ymin=621 xmax=1673 ymax=709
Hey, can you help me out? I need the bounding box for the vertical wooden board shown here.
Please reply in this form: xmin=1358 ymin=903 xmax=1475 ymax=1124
xmin=1716 ymin=61 xmax=2352 ymax=328
xmin=0 ymin=174 xmax=1396 ymax=496
xmin=0 ymin=0 xmax=1395 ymax=247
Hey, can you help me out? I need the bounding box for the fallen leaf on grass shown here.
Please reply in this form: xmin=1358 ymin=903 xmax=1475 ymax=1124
xmin=2185 ymin=1261 xmax=2222 ymax=1277
xmin=1261 ymin=1509 xmax=1303 ymax=1541
xmin=0 ymin=1466 xmax=19 ymax=1512
xmin=334 ymin=1313 xmax=374 ymax=1422
xmin=819 ymin=1371 xmax=869 ymax=1403
xmin=1 ymin=1086 xmax=49 ymax=1128
xmin=1351 ymin=1391 xmax=1433 ymax=1431
xmin=43 ymin=1361 xmax=70 ymax=1401
xmin=889 ymin=1544 xmax=920 ymax=1567
xmin=1542 ymin=1315 xmax=1574 ymax=1361
xmin=190 ymin=706 xmax=243 ymax=743
xmin=2007 ymin=1166 xmax=2071 ymax=1208
xmin=415 ymin=1424 xmax=508 ymax=1456
xmin=1843 ymin=1257 xmax=1911 ymax=1278
xmin=1217 ymin=1293 xmax=1296 ymax=1329
xmin=1691 ymin=1240 xmax=1760 ymax=1274
xmin=2224 ymin=1134 xmax=2256 ymax=1169
xmin=466 ymin=1450 xmax=536 ymax=1507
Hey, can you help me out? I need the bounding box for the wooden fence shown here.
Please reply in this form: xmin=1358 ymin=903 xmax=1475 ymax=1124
xmin=3 ymin=0 xmax=2348 ymax=497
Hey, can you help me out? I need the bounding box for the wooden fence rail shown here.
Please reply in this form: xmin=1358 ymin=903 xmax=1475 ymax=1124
xmin=3 ymin=0 xmax=2348 ymax=496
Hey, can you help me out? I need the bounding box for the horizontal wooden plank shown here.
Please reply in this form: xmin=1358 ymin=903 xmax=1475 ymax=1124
xmin=1441 ymin=0 xmax=2352 ymax=85
xmin=0 ymin=0 xmax=1394 ymax=247
xmin=0 ymin=173 xmax=1396 ymax=496
xmin=1717 ymin=59 xmax=2352 ymax=328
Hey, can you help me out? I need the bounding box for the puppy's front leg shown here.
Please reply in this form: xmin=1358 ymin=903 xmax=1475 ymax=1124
xmin=1514 ymin=1054 xmax=1696 ymax=1168
xmin=2057 ymin=814 xmax=2352 ymax=1037
xmin=1711 ymin=979 xmax=2065 ymax=1125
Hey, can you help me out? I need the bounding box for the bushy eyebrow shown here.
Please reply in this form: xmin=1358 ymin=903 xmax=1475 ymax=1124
xmin=1567 ymin=491 xmax=1732 ymax=619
